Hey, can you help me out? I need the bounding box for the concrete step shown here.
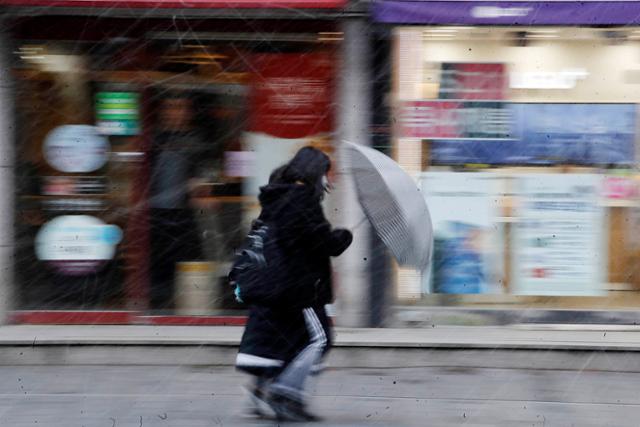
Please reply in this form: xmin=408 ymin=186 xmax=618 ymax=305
xmin=1 ymin=325 xmax=640 ymax=370
xmin=393 ymin=306 xmax=640 ymax=326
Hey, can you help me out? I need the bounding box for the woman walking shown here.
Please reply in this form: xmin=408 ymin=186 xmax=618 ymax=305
xmin=234 ymin=147 xmax=353 ymax=421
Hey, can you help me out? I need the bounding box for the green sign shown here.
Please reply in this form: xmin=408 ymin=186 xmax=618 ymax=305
xmin=95 ymin=92 xmax=140 ymax=136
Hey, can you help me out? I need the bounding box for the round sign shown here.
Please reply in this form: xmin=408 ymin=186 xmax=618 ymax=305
xmin=35 ymin=215 xmax=122 ymax=276
xmin=43 ymin=125 xmax=109 ymax=173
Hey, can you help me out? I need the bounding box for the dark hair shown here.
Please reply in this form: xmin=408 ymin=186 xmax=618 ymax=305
xmin=268 ymin=164 xmax=287 ymax=184
xmin=279 ymin=147 xmax=331 ymax=199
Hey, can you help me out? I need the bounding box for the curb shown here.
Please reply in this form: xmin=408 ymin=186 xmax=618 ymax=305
xmin=2 ymin=342 xmax=640 ymax=372
xmin=395 ymin=307 xmax=640 ymax=326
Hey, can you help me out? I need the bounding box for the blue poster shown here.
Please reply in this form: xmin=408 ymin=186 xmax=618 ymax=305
xmin=432 ymin=222 xmax=487 ymax=294
xmin=431 ymin=103 xmax=636 ymax=166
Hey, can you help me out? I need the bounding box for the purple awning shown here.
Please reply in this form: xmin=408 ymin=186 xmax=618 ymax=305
xmin=373 ymin=1 xmax=640 ymax=25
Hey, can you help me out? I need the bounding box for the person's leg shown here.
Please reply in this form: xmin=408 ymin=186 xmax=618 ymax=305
xmin=236 ymin=306 xmax=286 ymax=419
xmin=149 ymin=209 xmax=178 ymax=311
xmin=242 ymin=374 xmax=275 ymax=418
xmin=266 ymin=307 xmax=329 ymax=421
xmin=269 ymin=307 xmax=327 ymax=402
xmin=311 ymin=305 xmax=333 ymax=376
xmin=175 ymin=208 xmax=203 ymax=261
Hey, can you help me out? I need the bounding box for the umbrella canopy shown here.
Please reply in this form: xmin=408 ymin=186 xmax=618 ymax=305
xmin=344 ymin=141 xmax=433 ymax=271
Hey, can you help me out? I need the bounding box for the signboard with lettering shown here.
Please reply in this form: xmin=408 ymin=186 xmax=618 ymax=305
xmin=43 ymin=125 xmax=109 ymax=173
xmin=512 ymin=174 xmax=606 ymax=296
xmin=373 ymin=1 xmax=640 ymax=25
xmin=249 ymin=52 xmax=334 ymax=140
xmin=602 ymin=175 xmax=640 ymax=201
xmin=35 ymin=215 xmax=122 ymax=276
xmin=400 ymin=100 xmax=512 ymax=140
xmin=400 ymin=63 xmax=511 ymax=140
xmin=244 ymin=52 xmax=335 ymax=196
xmin=96 ymin=92 xmax=140 ymax=136
xmin=439 ymin=63 xmax=507 ymax=100
xmin=430 ymin=103 xmax=636 ymax=166
xmin=43 ymin=176 xmax=108 ymax=196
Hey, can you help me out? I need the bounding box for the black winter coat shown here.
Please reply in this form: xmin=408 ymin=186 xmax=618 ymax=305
xmin=256 ymin=183 xmax=352 ymax=307
xmin=236 ymin=183 xmax=352 ymax=374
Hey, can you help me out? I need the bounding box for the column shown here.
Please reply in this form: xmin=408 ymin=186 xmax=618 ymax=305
xmin=331 ymin=18 xmax=372 ymax=327
xmin=0 ymin=28 xmax=15 ymax=324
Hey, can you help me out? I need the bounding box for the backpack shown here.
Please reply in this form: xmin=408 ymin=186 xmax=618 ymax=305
xmin=228 ymin=219 xmax=281 ymax=306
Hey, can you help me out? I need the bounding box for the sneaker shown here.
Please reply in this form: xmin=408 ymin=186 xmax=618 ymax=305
xmin=242 ymin=385 xmax=275 ymax=419
xmin=266 ymin=393 xmax=322 ymax=422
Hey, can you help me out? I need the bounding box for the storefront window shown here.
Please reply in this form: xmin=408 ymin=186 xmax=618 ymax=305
xmin=12 ymin=17 xmax=339 ymax=315
xmin=394 ymin=27 xmax=640 ymax=308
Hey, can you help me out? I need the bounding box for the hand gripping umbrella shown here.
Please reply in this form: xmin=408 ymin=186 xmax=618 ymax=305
xmin=344 ymin=141 xmax=433 ymax=271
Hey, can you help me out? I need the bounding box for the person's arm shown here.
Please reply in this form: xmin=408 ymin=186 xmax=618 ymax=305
xmin=306 ymin=218 xmax=353 ymax=257
xmin=289 ymin=198 xmax=353 ymax=257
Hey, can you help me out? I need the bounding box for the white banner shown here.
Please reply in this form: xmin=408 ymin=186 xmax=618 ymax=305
xmin=512 ymin=174 xmax=606 ymax=296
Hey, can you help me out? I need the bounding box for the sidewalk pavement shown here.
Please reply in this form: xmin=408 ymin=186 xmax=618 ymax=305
xmin=2 ymin=324 xmax=640 ymax=370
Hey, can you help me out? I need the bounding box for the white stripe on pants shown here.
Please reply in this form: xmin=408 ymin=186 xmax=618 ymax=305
xmin=268 ymin=307 xmax=327 ymax=403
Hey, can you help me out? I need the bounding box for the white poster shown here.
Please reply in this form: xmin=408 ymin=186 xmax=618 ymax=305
xmin=419 ymin=172 xmax=504 ymax=295
xmin=242 ymin=132 xmax=309 ymax=197
xmin=35 ymin=215 xmax=122 ymax=276
xmin=43 ymin=125 xmax=109 ymax=173
xmin=512 ymin=174 xmax=606 ymax=296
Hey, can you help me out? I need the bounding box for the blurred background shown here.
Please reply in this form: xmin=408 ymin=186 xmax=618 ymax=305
xmin=2 ymin=0 xmax=640 ymax=327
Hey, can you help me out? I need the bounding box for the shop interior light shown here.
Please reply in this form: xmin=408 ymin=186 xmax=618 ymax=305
xmin=161 ymin=45 xmax=229 ymax=66
xmin=16 ymin=46 xmax=43 ymax=54
xmin=16 ymin=46 xmax=80 ymax=71
xmin=422 ymin=27 xmax=473 ymax=40
xmin=526 ymin=34 xmax=558 ymax=38
xmin=19 ymin=55 xmax=46 ymax=62
xmin=146 ymin=31 xmax=317 ymax=43
xmin=16 ymin=45 xmax=46 ymax=62
xmin=17 ymin=53 xmax=85 ymax=73
xmin=423 ymin=32 xmax=457 ymax=40
xmin=625 ymin=29 xmax=640 ymax=39
xmin=423 ymin=34 xmax=457 ymax=38
xmin=424 ymin=27 xmax=466 ymax=33
xmin=163 ymin=54 xmax=227 ymax=64
xmin=318 ymin=32 xmax=343 ymax=40
xmin=522 ymin=28 xmax=560 ymax=40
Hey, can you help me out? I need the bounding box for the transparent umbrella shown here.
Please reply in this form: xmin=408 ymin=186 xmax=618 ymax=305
xmin=344 ymin=141 xmax=433 ymax=271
